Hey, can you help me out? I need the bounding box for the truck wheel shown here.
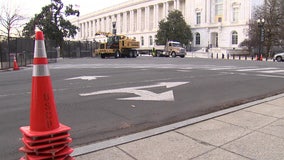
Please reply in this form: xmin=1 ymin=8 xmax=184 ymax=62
xmin=180 ymin=55 xmax=185 ymax=58
xmin=171 ymin=52 xmax=176 ymax=58
xmin=133 ymin=51 xmax=138 ymax=58
xmin=129 ymin=51 xmax=134 ymax=58
xmin=157 ymin=51 xmax=161 ymax=57
xmin=115 ymin=50 xmax=120 ymax=58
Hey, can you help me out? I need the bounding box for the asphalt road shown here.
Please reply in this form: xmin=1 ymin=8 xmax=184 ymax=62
xmin=1 ymin=57 xmax=284 ymax=159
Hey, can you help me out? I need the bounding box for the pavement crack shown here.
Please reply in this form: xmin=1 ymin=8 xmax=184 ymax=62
xmin=116 ymin=146 xmax=138 ymax=160
xmin=174 ymin=130 xmax=214 ymax=147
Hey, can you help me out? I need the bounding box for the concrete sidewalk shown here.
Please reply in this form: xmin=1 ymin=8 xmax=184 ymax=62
xmin=73 ymin=94 xmax=284 ymax=160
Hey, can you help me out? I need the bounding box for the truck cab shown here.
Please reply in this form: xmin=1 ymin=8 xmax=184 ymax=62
xmin=153 ymin=41 xmax=186 ymax=58
xmin=164 ymin=41 xmax=186 ymax=58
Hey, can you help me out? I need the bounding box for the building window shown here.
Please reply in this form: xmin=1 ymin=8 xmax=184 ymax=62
xmin=232 ymin=31 xmax=238 ymax=45
xmin=215 ymin=0 xmax=223 ymax=16
xmin=196 ymin=12 xmax=201 ymax=25
xmin=149 ymin=36 xmax=153 ymax=45
xmin=218 ymin=17 xmax=222 ymax=22
xmin=232 ymin=7 xmax=239 ymax=22
xmin=141 ymin=36 xmax=144 ymax=46
xmin=195 ymin=33 xmax=200 ymax=45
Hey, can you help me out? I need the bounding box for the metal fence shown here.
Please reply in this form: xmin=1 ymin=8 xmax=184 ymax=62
xmin=62 ymin=40 xmax=96 ymax=58
xmin=0 ymin=36 xmax=94 ymax=70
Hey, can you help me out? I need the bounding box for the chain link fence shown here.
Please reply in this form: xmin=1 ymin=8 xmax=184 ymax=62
xmin=0 ymin=36 xmax=95 ymax=70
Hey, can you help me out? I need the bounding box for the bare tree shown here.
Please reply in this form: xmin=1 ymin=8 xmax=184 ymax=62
xmin=279 ymin=0 xmax=284 ymax=48
xmin=240 ymin=0 xmax=284 ymax=56
xmin=0 ymin=3 xmax=25 ymax=39
xmin=262 ymin=0 xmax=284 ymax=53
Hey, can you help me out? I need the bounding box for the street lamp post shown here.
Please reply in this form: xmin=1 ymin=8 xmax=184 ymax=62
xmin=257 ymin=18 xmax=265 ymax=60
xmin=189 ymin=41 xmax=192 ymax=57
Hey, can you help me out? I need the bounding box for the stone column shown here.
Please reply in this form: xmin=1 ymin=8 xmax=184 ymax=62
xmin=105 ymin=17 xmax=109 ymax=33
xmin=101 ymin=18 xmax=103 ymax=32
xmin=123 ymin=12 xmax=127 ymax=33
xmin=206 ymin=0 xmax=211 ymax=24
xmin=223 ymin=0 xmax=227 ymax=22
xmin=153 ymin=4 xmax=158 ymax=30
xmin=80 ymin=23 xmax=83 ymax=38
xmin=91 ymin=21 xmax=94 ymax=37
xmin=86 ymin=22 xmax=88 ymax=38
xmin=83 ymin=22 xmax=86 ymax=39
xmin=116 ymin=14 xmax=121 ymax=34
xmin=133 ymin=10 xmax=137 ymax=32
xmin=130 ymin=10 xmax=134 ymax=33
xmin=164 ymin=2 xmax=169 ymax=18
xmin=137 ymin=8 xmax=141 ymax=32
xmin=145 ymin=6 xmax=150 ymax=31
xmin=177 ymin=0 xmax=180 ymax=10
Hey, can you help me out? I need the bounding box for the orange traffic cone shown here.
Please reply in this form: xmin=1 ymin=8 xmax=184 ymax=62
xmin=19 ymin=30 xmax=74 ymax=160
xmin=13 ymin=55 xmax=20 ymax=70
xmin=260 ymin=54 xmax=263 ymax=61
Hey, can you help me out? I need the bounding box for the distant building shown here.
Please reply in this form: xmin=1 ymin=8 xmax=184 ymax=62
xmin=70 ymin=0 xmax=264 ymax=51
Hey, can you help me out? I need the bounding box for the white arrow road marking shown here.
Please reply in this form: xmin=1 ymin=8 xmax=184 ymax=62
xmin=118 ymin=90 xmax=174 ymax=101
xmin=65 ymin=76 xmax=108 ymax=81
xmin=79 ymin=82 xmax=189 ymax=101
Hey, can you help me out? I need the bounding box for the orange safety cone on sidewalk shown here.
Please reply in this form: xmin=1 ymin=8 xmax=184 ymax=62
xmin=19 ymin=30 xmax=74 ymax=160
xmin=13 ymin=55 xmax=20 ymax=70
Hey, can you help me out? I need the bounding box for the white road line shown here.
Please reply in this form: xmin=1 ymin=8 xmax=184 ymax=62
xmin=257 ymin=74 xmax=284 ymax=78
xmin=260 ymin=70 xmax=284 ymax=73
xmin=236 ymin=67 xmax=278 ymax=72
xmin=209 ymin=67 xmax=237 ymax=70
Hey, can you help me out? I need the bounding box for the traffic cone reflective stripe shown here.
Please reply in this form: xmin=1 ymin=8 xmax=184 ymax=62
xmin=34 ymin=38 xmax=46 ymax=57
xmin=19 ymin=30 xmax=73 ymax=160
xmin=32 ymin=65 xmax=50 ymax=77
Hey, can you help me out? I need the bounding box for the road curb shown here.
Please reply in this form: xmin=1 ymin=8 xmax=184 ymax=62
xmin=72 ymin=93 xmax=284 ymax=157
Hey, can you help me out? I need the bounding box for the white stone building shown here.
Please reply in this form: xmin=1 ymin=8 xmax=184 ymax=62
xmin=70 ymin=0 xmax=263 ymax=51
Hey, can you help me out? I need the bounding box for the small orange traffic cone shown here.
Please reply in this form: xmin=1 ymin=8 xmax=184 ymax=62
xmin=19 ymin=30 xmax=74 ymax=160
xmin=260 ymin=54 xmax=263 ymax=61
xmin=13 ymin=55 xmax=20 ymax=70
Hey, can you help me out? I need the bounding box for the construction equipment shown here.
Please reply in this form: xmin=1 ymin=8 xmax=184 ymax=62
xmin=94 ymin=32 xmax=140 ymax=58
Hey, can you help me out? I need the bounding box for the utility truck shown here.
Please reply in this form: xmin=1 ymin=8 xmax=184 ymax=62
xmin=153 ymin=41 xmax=186 ymax=58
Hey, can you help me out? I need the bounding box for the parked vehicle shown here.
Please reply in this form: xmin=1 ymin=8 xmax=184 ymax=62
xmin=94 ymin=32 xmax=140 ymax=58
xmin=153 ymin=41 xmax=186 ymax=58
xmin=273 ymin=52 xmax=284 ymax=62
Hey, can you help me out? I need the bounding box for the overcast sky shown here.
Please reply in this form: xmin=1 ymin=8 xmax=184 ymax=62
xmin=0 ymin=0 xmax=129 ymax=18
xmin=0 ymin=0 xmax=129 ymax=36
